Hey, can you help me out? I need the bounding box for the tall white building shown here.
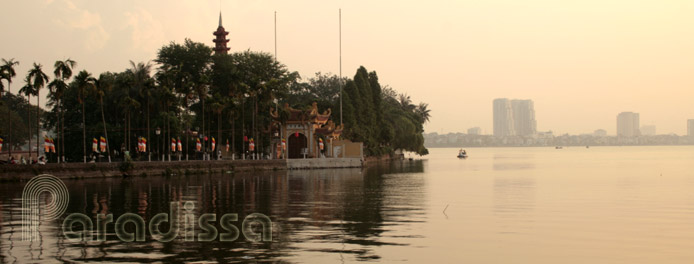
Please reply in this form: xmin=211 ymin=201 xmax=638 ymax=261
xmin=617 ymin=112 xmax=640 ymax=137
xmin=511 ymin=99 xmax=537 ymax=136
xmin=688 ymin=119 xmax=694 ymax=137
xmin=493 ymin=98 xmax=515 ymax=137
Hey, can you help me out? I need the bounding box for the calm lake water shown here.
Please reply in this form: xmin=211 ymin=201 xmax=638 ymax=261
xmin=1 ymin=146 xmax=694 ymax=263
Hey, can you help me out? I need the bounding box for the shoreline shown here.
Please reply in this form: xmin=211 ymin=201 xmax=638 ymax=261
xmin=0 ymin=156 xmax=401 ymax=182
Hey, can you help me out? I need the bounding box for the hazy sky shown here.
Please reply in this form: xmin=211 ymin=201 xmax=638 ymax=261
xmin=2 ymin=0 xmax=693 ymax=135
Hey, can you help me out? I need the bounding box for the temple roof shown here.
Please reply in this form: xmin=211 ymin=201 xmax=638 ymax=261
xmin=270 ymin=102 xmax=342 ymax=138
xmin=315 ymin=120 xmax=343 ymax=137
xmin=271 ymin=102 xmax=331 ymax=124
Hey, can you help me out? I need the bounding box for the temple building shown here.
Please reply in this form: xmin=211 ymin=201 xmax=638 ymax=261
xmin=270 ymin=103 xmax=363 ymax=159
xmin=213 ymin=12 xmax=230 ymax=55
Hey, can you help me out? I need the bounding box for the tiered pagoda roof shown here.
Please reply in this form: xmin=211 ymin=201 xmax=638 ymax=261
xmin=213 ymin=12 xmax=230 ymax=55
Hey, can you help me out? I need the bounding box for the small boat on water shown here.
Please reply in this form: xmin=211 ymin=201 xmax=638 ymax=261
xmin=457 ymin=149 xmax=468 ymax=159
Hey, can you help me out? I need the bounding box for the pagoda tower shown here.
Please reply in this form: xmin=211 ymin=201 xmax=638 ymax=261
xmin=213 ymin=12 xmax=230 ymax=55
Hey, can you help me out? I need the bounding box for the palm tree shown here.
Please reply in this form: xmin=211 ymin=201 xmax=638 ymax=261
xmin=127 ymin=61 xmax=153 ymax=161
xmin=155 ymin=69 xmax=178 ymax=161
xmin=0 ymin=70 xmax=5 ymax=93
xmin=96 ymin=73 xmax=114 ymax=162
xmin=119 ymin=96 xmax=140 ymax=154
xmin=398 ymin=94 xmax=415 ymax=112
xmin=27 ymin=63 xmax=49 ymax=158
xmin=210 ymin=94 xmax=224 ymax=159
xmin=47 ymin=79 xmax=67 ymax=161
xmin=74 ymin=70 xmax=96 ymax=163
xmin=18 ymin=75 xmax=35 ymax=159
xmin=194 ymin=81 xmax=209 ymax=160
xmin=1 ymin=59 xmax=19 ymax=97
xmin=48 ymin=59 xmax=76 ymax=162
xmin=415 ymin=103 xmax=431 ymax=123
xmin=1 ymin=58 xmax=19 ymax=157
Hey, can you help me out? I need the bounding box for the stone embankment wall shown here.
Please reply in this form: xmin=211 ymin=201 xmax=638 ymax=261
xmin=0 ymin=160 xmax=287 ymax=181
xmin=286 ymin=158 xmax=363 ymax=170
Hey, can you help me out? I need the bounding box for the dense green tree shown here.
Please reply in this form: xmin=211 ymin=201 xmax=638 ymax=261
xmin=1 ymin=58 xmax=20 ymax=157
xmin=0 ymin=94 xmax=34 ymax=152
xmin=287 ymin=72 xmax=344 ymax=113
xmin=336 ymin=67 xmax=428 ymax=156
xmin=156 ymin=39 xmax=212 ymax=159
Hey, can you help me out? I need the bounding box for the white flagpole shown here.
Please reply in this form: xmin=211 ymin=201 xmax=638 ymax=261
xmin=339 ymin=8 xmax=343 ymax=125
xmin=275 ymin=11 xmax=278 ymax=60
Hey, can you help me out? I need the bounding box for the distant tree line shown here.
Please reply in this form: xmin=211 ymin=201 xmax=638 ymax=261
xmin=0 ymin=39 xmax=429 ymax=162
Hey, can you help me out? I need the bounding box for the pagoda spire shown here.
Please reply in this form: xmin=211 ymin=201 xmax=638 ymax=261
xmin=213 ymin=11 xmax=230 ymax=55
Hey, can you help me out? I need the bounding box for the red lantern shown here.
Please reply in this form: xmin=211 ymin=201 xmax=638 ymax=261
xmin=295 ymin=132 xmax=299 ymax=138
xmin=244 ymin=136 xmax=248 ymax=142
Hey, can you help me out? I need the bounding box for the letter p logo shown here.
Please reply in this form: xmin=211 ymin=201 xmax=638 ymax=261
xmin=22 ymin=174 xmax=69 ymax=241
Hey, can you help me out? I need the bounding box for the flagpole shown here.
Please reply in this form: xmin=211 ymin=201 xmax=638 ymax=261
xmin=274 ymin=11 xmax=278 ymax=60
xmin=339 ymin=8 xmax=343 ymax=125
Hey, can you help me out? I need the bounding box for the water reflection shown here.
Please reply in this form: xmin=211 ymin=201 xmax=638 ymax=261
xmin=492 ymin=153 xmax=537 ymax=236
xmin=0 ymin=160 xmax=425 ymax=263
xmin=493 ymin=153 xmax=536 ymax=171
xmin=493 ymin=177 xmax=536 ymax=215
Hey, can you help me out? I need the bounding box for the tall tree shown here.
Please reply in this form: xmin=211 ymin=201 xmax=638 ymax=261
xmin=74 ymin=70 xmax=96 ymax=163
xmin=18 ymin=75 xmax=35 ymax=159
xmin=415 ymin=103 xmax=431 ymax=123
xmin=156 ymin=39 xmax=212 ymax=160
xmin=27 ymin=63 xmax=49 ymax=158
xmin=227 ymin=50 xmax=293 ymax=158
xmin=48 ymin=59 xmax=76 ymax=162
xmin=96 ymin=73 xmax=114 ymax=162
xmin=1 ymin=58 xmax=19 ymax=157
xmin=0 ymin=59 xmax=19 ymax=97
xmin=127 ymin=61 xmax=153 ymax=161
xmin=155 ymin=68 xmax=180 ymax=161
xmin=209 ymin=94 xmax=224 ymax=159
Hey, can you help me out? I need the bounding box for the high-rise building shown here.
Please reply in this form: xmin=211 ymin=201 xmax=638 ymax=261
xmin=213 ymin=12 xmax=230 ymax=55
xmin=688 ymin=119 xmax=694 ymax=137
xmin=493 ymin=98 xmax=515 ymax=137
xmin=511 ymin=99 xmax=537 ymax=136
xmin=467 ymin=127 xmax=481 ymax=135
xmin=640 ymin=125 xmax=656 ymax=136
xmin=617 ymin=112 xmax=640 ymax=137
